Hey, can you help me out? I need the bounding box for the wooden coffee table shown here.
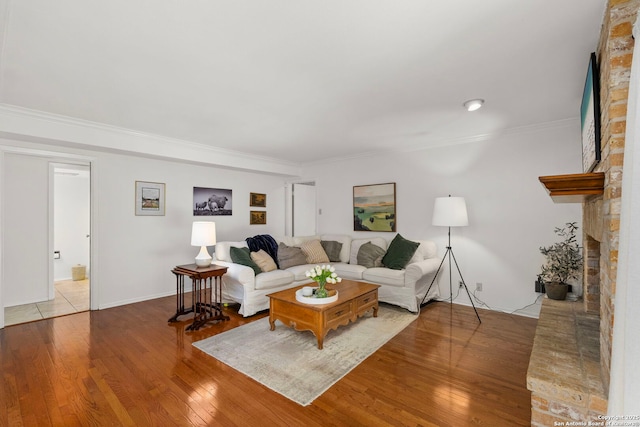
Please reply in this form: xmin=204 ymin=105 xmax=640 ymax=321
xmin=266 ymin=279 xmax=380 ymax=349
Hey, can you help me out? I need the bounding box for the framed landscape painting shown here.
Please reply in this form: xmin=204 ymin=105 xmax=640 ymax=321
xmin=135 ymin=181 xmax=165 ymax=216
xmin=250 ymin=192 xmax=266 ymax=207
xmin=581 ymin=52 xmax=601 ymax=173
xmin=250 ymin=210 xmax=266 ymax=225
xmin=353 ymin=182 xmax=396 ymax=232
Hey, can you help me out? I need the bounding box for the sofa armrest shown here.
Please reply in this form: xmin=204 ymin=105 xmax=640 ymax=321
xmin=212 ymin=260 xmax=256 ymax=289
xmin=405 ymin=258 xmax=441 ymax=286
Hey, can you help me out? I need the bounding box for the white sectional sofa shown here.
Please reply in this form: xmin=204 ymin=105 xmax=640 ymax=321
xmin=214 ymin=234 xmax=441 ymax=317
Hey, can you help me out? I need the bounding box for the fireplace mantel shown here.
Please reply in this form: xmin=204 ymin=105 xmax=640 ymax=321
xmin=538 ymin=173 xmax=605 ymax=203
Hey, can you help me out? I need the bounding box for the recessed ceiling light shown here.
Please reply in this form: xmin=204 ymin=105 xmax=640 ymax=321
xmin=463 ymin=99 xmax=484 ymax=112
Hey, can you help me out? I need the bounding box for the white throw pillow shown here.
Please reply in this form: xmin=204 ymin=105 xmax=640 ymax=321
xmin=214 ymin=241 xmax=248 ymax=262
xmin=321 ymin=234 xmax=352 ymax=263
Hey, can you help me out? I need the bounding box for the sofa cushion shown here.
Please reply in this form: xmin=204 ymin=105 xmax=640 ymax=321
xmin=422 ymin=241 xmax=437 ymax=259
xmin=245 ymin=234 xmax=279 ymax=269
xmin=292 ymin=235 xmax=321 ymax=246
xmin=274 ymin=235 xmax=296 ymax=246
xmin=382 ymin=234 xmax=420 ymax=270
xmin=332 ymin=262 xmax=366 ymax=280
xmin=357 ymin=242 xmax=386 ymax=268
xmin=255 ymin=269 xmax=296 ymax=290
xmin=350 ymin=238 xmax=387 ymax=264
xmin=230 ymin=247 xmax=261 ymax=276
xmin=277 ymin=243 xmax=308 ymax=269
xmin=321 ymin=240 xmax=343 ymax=262
xmin=250 ymin=249 xmax=277 ymax=272
xmin=321 ymin=234 xmax=352 ymax=263
xmin=299 ymin=239 xmax=330 ymax=264
xmin=363 ymin=267 xmax=406 ymax=287
xmin=215 ymin=241 xmax=248 ymax=262
xmin=408 ymin=240 xmax=438 ymax=264
xmin=285 ymin=263 xmax=317 ymax=281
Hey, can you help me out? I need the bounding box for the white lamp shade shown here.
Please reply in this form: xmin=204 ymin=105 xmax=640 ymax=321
xmin=191 ymin=221 xmax=217 ymax=246
xmin=432 ymin=197 xmax=468 ymax=227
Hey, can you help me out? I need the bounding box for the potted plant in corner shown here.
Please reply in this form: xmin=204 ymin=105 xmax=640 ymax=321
xmin=539 ymin=222 xmax=583 ymax=300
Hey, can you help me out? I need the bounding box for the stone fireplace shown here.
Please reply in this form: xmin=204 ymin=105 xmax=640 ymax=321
xmin=527 ymin=1 xmax=638 ymax=425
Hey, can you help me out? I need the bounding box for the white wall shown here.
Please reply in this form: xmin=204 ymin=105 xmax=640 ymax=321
xmin=1 ymin=119 xmax=582 ymax=318
xmin=54 ymin=167 xmax=90 ymax=281
xmin=1 ymin=140 xmax=287 ymax=314
xmin=303 ymin=121 xmax=583 ymax=316
xmin=92 ymin=150 xmax=287 ymax=308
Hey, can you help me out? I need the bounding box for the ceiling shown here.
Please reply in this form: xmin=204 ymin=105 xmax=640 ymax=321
xmin=0 ymin=0 xmax=606 ymax=165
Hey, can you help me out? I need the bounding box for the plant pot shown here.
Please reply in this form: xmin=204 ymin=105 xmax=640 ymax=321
xmin=545 ymin=282 xmax=568 ymax=300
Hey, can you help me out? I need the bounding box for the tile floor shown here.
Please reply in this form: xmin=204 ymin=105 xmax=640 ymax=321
xmin=4 ymin=279 xmax=89 ymax=326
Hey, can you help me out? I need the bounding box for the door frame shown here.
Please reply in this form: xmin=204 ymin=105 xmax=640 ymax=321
xmin=0 ymin=145 xmax=96 ymax=329
xmin=49 ymin=162 xmax=91 ymax=300
xmin=285 ymin=179 xmax=317 ymax=237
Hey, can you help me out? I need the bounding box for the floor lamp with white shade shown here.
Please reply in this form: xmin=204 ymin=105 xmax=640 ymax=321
xmin=420 ymin=195 xmax=481 ymax=323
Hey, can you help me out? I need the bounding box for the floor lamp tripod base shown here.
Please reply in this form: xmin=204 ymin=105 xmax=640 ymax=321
xmin=420 ymin=245 xmax=481 ymax=324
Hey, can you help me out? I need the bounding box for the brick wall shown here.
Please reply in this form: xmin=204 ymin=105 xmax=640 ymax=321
xmin=583 ymin=0 xmax=639 ymax=394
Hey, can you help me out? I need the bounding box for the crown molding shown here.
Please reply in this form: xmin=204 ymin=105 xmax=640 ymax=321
xmin=0 ymin=104 xmax=302 ymax=177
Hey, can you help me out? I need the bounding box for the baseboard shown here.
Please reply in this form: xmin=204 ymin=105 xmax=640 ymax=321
xmin=98 ymin=290 xmax=178 ymax=310
xmin=433 ymin=298 xmax=541 ymax=319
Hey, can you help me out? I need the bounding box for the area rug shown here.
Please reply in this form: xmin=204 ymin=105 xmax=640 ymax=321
xmin=192 ymin=304 xmax=417 ymax=406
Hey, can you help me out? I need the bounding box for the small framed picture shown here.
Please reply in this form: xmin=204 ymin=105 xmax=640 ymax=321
xmin=250 ymin=192 xmax=266 ymax=207
xmin=135 ymin=181 xmax=165 ymax=216
xmin=250 ymin=210 xmax=266 ymax=225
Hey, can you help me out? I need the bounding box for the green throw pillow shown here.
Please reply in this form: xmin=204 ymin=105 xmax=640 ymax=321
xmin=321 ymin=240 xmax=343 ymax=262
xmin=382 ymin=234 xmax=420 ymax=270
xmin=357 ymin=242 xmax=386 ymax=268
xmin=230 ymin=246 xmax=262 ymax=276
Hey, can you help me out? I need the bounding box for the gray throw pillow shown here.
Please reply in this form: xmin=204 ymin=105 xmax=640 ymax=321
xmin=277 ymin=242 xmax=308 ymax=269
xmin=230 ymin=246 xmax=262 ymax=276
xmin=357 ymin=242 xmax=386 ymax=268
xmin=321 ymin=240 xmax=343 ymax=262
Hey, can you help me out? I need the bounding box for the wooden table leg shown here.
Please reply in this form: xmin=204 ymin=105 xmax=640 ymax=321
xmin=168 ymin=271 xmax=193 ymax=322
xmin=187 ymin=276 xmax=229 ymax=331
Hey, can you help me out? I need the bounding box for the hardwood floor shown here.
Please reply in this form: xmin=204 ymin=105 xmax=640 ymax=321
xmin=0 ymin=296 xmax=537 ymax=426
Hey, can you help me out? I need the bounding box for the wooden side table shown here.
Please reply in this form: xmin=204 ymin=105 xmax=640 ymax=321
xmin=169 ymin=263 xmax=229 ymax=331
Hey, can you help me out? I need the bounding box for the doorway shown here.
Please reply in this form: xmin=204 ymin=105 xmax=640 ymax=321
xmin=2 ymin=156 xmax=91 ymax=326
xmin=287 ymin=181 xmax=317 ymax=237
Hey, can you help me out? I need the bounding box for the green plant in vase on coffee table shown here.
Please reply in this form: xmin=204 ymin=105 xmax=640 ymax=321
xmin=305 ymin=265 xmax=342 ymax=298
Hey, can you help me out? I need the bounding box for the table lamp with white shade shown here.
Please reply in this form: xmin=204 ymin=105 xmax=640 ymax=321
xmin=191 ymin=221 xmax=216 ymax=267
